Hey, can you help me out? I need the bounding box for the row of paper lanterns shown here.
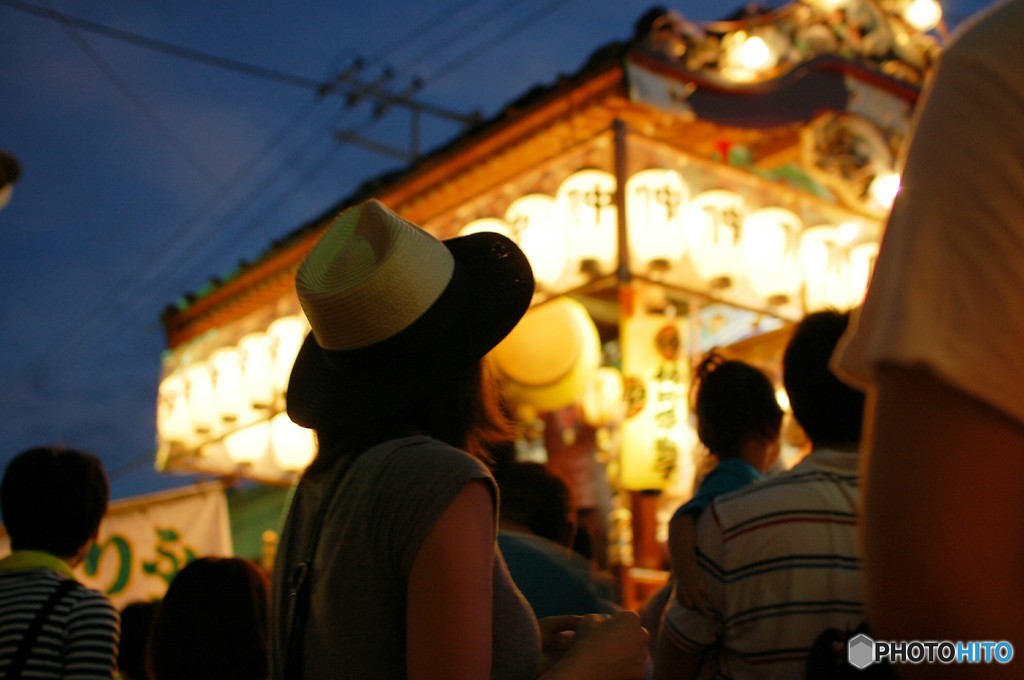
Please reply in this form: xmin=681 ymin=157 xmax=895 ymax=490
xmin=462 ymin=168 xmax=882 ymax=309
xmin=156 ymin=315 xmax=316 ymax=471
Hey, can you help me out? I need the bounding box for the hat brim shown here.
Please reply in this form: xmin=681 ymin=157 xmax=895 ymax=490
xmin=286 ymin=231 xmax=534 ymax=429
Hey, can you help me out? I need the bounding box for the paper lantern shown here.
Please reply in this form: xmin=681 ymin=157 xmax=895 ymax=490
xmin=270 ymin=412 xmax=316 ymax=471
xmin=741 ymin=207 xmax=802 ymax=303
xmin=490 ymin=297 xmax=601 ymax=412
xmin=846 ymin=239 xmax=880 ymax=307
xmin=157 ymin=372 xmax=192 ymax=445
xmin=626 ymin=168 xmax=689 ymax=269
xmin=581 ymin=366 xmax=625 ymax=427
xmin=557 ymin=169 xmax=617 ymax=276
xmin=684 ymin=190 xmax=746 ymax=286
xmin=505 ymin=194 xmax=569 ymax=289
xmin=238 ymin=332 xmax=274 ymax=410
xmin=798 ymin=224 xmax=850 ymax=311
xmin=459 ymin=217 xmax=512 ymax=239
xmin=210 ymin=347 xmax=249 ymax=426
xmin=720 ymin=31 xmax=780 ymax=81
xmin=268 ymin=316 xmax=308 ymax=395
xmin=224 ymin=421 xmax=270 ymax=464
xmin=868 ymin=171 xmax=901 ymax=214
xmin=619 ymin=314 xmax=688 ymax=490
xmin=185 ymin=362 xmax=217 ymax=436
xmin=903 ymin=0 xmax=942 ymax=31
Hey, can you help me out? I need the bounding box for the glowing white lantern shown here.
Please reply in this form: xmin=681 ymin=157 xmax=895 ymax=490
xmin=505 ymin=194 xmax=569 ymax=289
xmin=224 ymin=421 xmax=270 ymax=464
xmin=846 ymin=239 xmax=880 ymax=306
xmin=798 ymin=225 xmax=850 ymax=311
xmin=582 ymin=366 xmax=626 ymax=427
xmin=740 ymin=207 xmax=803 ymax=303
xmin=238 ymin=333 xmax=275 ymax=410
xmin=904 ymin=0 xmax=942 ymax=31
xmin=683 ymin=190 xmax=746 ymax=287
xmin=626 ymin=169 xmax=690 ymax=269
xmin=157 ymin=372 xmax=192 ymax=444
xmin=210 ymin=347 xmax=251 ymax=426
xmin=459 ymin=217 xmax=512 ymax=239
xmin=721 ymin=31 xmax=779 ymax=80
xmin=557 ymin=169 xmax=617 ymax=276
xmin=868 ymin=171 xmax=901 ymax=214
xmin=268 ymin=316 xmax=309 ymax=395
xmin=185 ymin=362 xmax=217 ymax=436
xmin=270 ymin=412 xmax=316 ymax=471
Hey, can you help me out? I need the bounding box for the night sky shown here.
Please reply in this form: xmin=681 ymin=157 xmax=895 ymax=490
xmin=0 ymin=0 xmax=999 ymax=500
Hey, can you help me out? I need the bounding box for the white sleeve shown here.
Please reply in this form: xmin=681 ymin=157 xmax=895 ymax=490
xmin=833 ymin=0 xmax=1024 ymax=428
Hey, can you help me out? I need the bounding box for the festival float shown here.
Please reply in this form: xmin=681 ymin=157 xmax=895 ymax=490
xmin=155 ymin=0 xmax=945 ymax=604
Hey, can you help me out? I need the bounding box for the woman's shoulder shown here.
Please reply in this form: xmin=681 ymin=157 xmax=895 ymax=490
xmin=364 ymin=435 xmax=493 ymax=483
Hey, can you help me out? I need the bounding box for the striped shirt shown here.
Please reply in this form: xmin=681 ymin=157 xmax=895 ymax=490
xmin=0 ymin=561 xmax=120 ymax=679
xmin=662 ymin=448 xmax=863 ymax=680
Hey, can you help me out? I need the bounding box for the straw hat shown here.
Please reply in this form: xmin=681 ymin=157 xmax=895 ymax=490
xmin=286 ymin=199 xmax=535 ymax=429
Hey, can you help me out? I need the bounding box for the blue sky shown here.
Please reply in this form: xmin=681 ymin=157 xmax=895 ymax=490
xmin=0 ymin=0 xmax=999 ymax=499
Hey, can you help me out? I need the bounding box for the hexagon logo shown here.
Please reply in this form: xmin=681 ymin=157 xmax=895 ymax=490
xmin=848 ymin=633 xmax=875 ymax=670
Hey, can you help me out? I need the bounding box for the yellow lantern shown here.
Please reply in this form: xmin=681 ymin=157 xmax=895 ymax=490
xmin=798 ymin=224 xmax=850 ymax=311
xmin=684 ymin=190 xmax=746 ymax=287
xmin=224 ymin=421 xmax=270 ymax=464
xmin=270 ymin=412 xmax=316 ymax=471
xmin=268 ymin=315 xmax=308 ymax=396
xmin=557 ymin=169 xmax=618 ymax=277
xmin=626 ymin=168 xmax=690 ymax=270
xmin=490 ymin=297 xmax=601 ymax=413
xmin=619 ymin=313 xmax=689 ymax=490
xmin=740 ymin=207 xmax=803 ymax=304
xmin=505 ymin=194 xmax=569 ymax=290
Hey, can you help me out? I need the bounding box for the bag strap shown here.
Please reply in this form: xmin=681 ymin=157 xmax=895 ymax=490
xmin=281 ymin=449 xmax=364 ymax=680
xmin=7 ymin=577 xmax=79 ymax=679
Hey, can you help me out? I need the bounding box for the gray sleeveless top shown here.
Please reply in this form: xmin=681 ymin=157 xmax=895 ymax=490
xmin=270 ymin=435 xmax=540 ymax=679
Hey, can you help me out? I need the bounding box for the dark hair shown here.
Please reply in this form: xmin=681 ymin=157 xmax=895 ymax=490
xmin=313 ymin=357 xmax=514 ymax=469
xmin=495 ymin=462 xmax=574 ymax=545
xmin=118 ymin=600 xmax=160 ymax=680
xmin=147 ymin=557 xmax=269 ymax=680
xmin=0 ymin=446 xmax=109 ymax=556
xmin=690 ymin=351 xmax=783 ymax=458
xmin=782 ymin=309 xmax=865 ymax=447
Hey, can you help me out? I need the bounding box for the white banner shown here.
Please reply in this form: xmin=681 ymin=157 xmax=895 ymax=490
xmin=0 ymin=482 xmax=233 ymax=609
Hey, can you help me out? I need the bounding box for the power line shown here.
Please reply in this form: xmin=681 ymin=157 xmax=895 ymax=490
xmin=426 ymin=0 xmax=577 ymax=83
xmin=38 ymin=0 xmax=222 ymax=183
xmin=2 ymin=0 xmax=479 ymax=123
xmin=11 ymin=1 xmax=494 ymax=373
xmin=1 ymin=0 xmax=324 ymax=89
xmin=12 ymin=0 xmax=576 ymax=373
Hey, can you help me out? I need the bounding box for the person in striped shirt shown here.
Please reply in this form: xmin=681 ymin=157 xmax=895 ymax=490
xmin=0 ymin=446 xmax=120 ymax=678
xmin=654 ymin=309 xmax=866 ymax=680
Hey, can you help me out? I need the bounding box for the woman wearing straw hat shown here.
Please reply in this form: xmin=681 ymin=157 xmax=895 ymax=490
xmin=269 ymin=199 xmax=648 ymax=679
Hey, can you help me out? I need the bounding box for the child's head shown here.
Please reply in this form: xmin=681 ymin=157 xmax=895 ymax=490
xmin=691 ymin=351 xmax=783 ymax=463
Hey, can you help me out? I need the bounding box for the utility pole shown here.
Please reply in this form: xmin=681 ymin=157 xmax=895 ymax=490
xmin=321 ymin=60 xmax=481 ymax=163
